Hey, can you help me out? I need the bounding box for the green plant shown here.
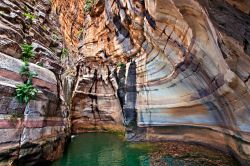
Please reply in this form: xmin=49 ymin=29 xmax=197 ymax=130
xmin=16 ymin=83 xmax=38 ymax=104
xmin=16 ymin=43 xmax=38 ymax=105
xmin=20 ymin=61 xmax=38 ymax=80
xmin=84 ymin=0 xmax=95 ymax=12
xmin=52 ymin=33 xmax=59 ymax=40
xmin=61 ymin=48 xmax=68 ymax=58
xmin=21 ymin=44 xmax=34 ymax=61
xmin=19 ymin=61 xmax=30 ymax=76
xmin=77 ymin=28 xmax=84 ymax=38
xmin=23 ymin=12 xmax=36 ymax=21
xmin=24 ymin=6 xmax=28 ymax=11
xmin=117 ymin=62 xmax=126 ymax=68
xmin=25 ymin=71 xmax=38 ymax=82
xmin=41 ymin=25 xmax=47 ymax=31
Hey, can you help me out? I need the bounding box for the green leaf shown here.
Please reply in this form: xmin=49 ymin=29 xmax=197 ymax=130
xmin=15 ymin=83 xmax=38 ymax=104
xmin=21 ymin=43 xmax=35 ymax=61
xmin=23 ymin=12 xmax=36 ymax=21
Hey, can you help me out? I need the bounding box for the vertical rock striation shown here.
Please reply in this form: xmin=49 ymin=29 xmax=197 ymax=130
xmin=70 ymin=61 xmax=124 ymax=133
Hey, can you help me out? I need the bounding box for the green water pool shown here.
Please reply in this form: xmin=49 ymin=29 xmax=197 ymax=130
xmin=52 ymin=133 xmax=240 ymax=166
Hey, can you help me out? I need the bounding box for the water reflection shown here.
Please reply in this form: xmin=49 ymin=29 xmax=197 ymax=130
xmin=52 ymin=133 xmax=151 ymax=166
xmin=52 ymin=133 xmax=240 ymax=166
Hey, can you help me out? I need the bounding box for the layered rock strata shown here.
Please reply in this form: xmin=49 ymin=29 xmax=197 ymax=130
xmin=1 ymin=0 xmax=250 ymax=165
xmin=53 ymin=0 xmax=250 ymax=164
xmin=0 ymin=0 xmax=69 ymax=165
xmin=53 ymin=0 xmax=125 ymax=133
xmin=71 ymin=61 xmax=124 ymax=133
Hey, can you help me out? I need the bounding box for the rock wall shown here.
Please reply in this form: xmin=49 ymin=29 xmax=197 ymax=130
xmin=1 ymin=0 xmax=250 ymax=165
xmin=52 ymin=0 xmax=125 ymax=133
xmin=0 ymin=0 xmax=69 ymax=165
xmin=52 ymin=0 xmax=250 ymax=164
xmin=70 ymin=61 xmax=124 ymax=133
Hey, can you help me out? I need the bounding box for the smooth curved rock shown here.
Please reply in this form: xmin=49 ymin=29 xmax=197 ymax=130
xmin=1 ymin=0 xmax=250 ymax=165
xmin=53 ymin=0 xmax=250 ymax=164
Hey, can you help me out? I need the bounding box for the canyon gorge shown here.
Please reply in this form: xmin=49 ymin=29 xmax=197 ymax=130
xmin=0 ymin=0 xmax=250 ymax=165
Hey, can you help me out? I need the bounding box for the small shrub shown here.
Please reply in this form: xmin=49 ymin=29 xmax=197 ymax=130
xmin=16 ymin=83 xmax=38 ymax=104
xmin=117 ymin=62 xmax=126 ymax=68
xmin=25 ymin=71 xmax=38 ymax=83
xmin=19 ymin=61 xmax=30 ymax=77
xmin=84 ymin=0 xmax=95 ymax=12
xmin=21 ymin=44 xmax=34 ymax=61
xmin=77 ymin=28 xmax=84 ymax=38
xmin=23 ymin=12 xmax=36 ymax=21
xmin=61 ymin=48 xmax=69 ymax=58
xmin=24 ymin=6 xmax=28 ymax=11
xmin=41 ymin=25 xmax=47 ymax=31
xmin=17 ymin=44 xmax=38 ymax=105
xmin=52 ymin=33 xmax=59 ymax=40
xmin=19 ymin=61 xmax=38 ymax=85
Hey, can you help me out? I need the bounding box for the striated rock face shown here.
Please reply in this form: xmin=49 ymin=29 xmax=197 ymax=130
xmin=52 ymin=0 xmax=126 ymax=133
xmin=0 ymin=0 xmax=70 ymax=165
xmin=1 ymin=0 xmax=250 ymax=165
xmin=70 ymin=61 xmax=124 ymax=133
xmin=52 ymin=0 xmax=250 ymax=164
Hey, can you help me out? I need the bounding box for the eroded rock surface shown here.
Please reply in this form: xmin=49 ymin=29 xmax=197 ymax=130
xmin=52 ymin=0 xmax=250 ymax=165
xmin=1 ymin=0 xmax=250 ymax=165
xmin=71 ymin=61 xmax=124 ymax=133
xmin=0 ymin=0 xmax=69 ymax=165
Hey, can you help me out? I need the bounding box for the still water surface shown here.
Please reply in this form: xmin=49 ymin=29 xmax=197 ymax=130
xmin=52 ymin=133 xmax=152 ymax=166
xmin=52 ymin=133 xmax=240 ymax=166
